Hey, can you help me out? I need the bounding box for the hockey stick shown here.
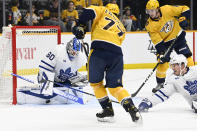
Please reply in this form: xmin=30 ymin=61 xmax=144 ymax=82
xmin=45 ymin=79 xmax=119 ymax=104
xmin=11 ymin=73 xmax=119 ymax=104
xmin=11 ymin=73 xmax=84 ymax=104
xmin=131 ymin=37 xmax=178 ymax=97
xmin=81 ymin=40 xmax=89 ymax=58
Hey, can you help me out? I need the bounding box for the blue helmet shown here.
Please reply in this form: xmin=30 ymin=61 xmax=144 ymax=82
xmin=66 ymin=37 xmax=81 ymax=60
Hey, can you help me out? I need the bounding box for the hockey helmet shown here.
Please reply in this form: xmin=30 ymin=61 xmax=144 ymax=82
xmin=66 ymin=37 xmax=81 ymax=60
xmin=170 ymin=54 xmax=188 ymax=67
xmin=106 ymin=3 xmax=120 ymax=15
xmin=146 ymin=0 xmax=159 ymax=10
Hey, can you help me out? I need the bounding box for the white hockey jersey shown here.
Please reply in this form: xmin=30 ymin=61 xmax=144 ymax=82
xmin=38 ymin=43 xmax=87 ymax=83
xmin=148 ymin=66 xmax=197 ymax=107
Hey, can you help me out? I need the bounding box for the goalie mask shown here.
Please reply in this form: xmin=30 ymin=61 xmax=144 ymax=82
xmin=66 ymin=37 xmax=81 ymax=60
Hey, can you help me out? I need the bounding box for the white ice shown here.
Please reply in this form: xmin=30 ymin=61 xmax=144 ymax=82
xmin=0 ymin=69 xmax=197 ymax=131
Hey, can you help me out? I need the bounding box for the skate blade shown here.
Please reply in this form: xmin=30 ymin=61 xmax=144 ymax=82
xmin=97 ymin=116 xmax=115 ymax=123
xmin=134 ymin=113 xmax=143 ymax=126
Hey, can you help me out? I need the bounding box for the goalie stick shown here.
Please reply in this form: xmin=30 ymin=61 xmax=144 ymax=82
xmin=43 ymin=79 xmax=119 ymax=104
xmin=11 ymin=73 xmax=84 ymax=104
xmin=131 ymin=37 xmax=178 ymax=97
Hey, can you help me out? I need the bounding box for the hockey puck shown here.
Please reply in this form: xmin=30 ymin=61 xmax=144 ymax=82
xmin=46 ymin=99 xmax=51 ymax=104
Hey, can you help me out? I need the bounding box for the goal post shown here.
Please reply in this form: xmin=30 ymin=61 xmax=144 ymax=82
xmin=0 ymin=26 xmax=61 ymax=105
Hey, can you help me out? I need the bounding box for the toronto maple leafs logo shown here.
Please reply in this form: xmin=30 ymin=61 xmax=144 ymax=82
xmin=160 ymin=20 xmax=174 ymax=33
xmin=184 ymin=80 xmax=197 ymax=95
xmin=57 ymin=68 xmax=75 ymax=82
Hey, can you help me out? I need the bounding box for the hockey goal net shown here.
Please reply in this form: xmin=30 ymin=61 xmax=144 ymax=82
xmin=0 ymin=26 xmax=61 ymax=104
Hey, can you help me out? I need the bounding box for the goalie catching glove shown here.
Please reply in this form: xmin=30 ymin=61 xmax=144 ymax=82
xmin=68 ymin=73 xmax=88 ymax=87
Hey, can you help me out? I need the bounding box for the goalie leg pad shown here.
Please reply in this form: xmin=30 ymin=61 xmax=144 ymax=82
xmin=39 ymin=71 xmax=55 ymax=96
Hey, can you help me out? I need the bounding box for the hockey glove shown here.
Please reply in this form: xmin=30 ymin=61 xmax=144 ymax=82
xmin=72 ymin=26 xmax=86 ymax=39
xmin=138 ymin=98 xmax=152 ymax=112
xmin=157 ymin=54 xmax=168 ymax=64
xmin=179 ymin=16 xmax=188 ymax=30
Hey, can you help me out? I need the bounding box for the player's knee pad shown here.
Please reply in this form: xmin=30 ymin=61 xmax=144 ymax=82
xmin=156 ymin=62 xmax=169 ymax=79
xmin=187 ymin=57 xmax=194 ymax=67
xmin=90 ymin=81 xmax=107 ymax=99
xmin=108 ymin=87 xmax=130 ymax=102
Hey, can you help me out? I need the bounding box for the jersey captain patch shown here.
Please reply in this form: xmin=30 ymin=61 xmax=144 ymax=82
xmin=160 ymin=20 xmax=174 ymax=33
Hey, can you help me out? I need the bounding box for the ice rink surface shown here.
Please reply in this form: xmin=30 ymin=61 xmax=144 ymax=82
xmin=1 ymin=69 xmax=197 ymax=131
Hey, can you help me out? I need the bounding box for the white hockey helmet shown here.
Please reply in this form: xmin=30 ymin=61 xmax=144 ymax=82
xmin=66 ymin=37 xmax=81 ymax=60
xmin=170 ymin=54 xmax=188 ymax=67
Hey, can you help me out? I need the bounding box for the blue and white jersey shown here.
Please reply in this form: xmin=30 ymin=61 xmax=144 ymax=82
xmin=148 ymin=66 xmax=197 ymax=107
xmin=38 ymin=43 xmax=86 ymax=83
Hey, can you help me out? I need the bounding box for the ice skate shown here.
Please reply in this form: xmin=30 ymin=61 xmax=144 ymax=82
xmin=96 ymin=107 xmax=115 ymax=122
xmin=122 ymin=98 xmax=143 ymax=124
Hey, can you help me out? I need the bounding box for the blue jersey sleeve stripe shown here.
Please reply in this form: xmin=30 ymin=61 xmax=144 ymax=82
xmin=41 ymin=60 xmax=55 ymax=69
xmin=155 ymin=94 xmax=164 ymax=102
xmin=39 ymin=65 xmax=53 ymax=72
xmin=158 ymin=90 xmax=169 ymax=99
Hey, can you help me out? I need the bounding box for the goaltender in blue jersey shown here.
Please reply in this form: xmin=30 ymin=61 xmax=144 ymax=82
xmin=145 ymin=0 xmax=194 ymax=93
xmin=72 ymin=4 xmax=142 ymax=123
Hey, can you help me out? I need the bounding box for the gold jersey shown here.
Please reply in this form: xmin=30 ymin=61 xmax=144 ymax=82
xmin=86 ymin=0 xmax=103 ymax=6
xmin=61 ymin=9 xmax=79 ymax=21
xmin=72 ymin=0 xmax=86 ymax=8
xmin=146 ymin=5 xmax=189 ymax=46
xmin=87 ymin=5 xmax=126 ymax=47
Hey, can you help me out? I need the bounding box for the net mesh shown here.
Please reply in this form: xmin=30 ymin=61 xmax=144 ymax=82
xmin=0 ymin=26 xmax=60 ymax=104
xmin=0 ymin=27 xmax=13 ymax=104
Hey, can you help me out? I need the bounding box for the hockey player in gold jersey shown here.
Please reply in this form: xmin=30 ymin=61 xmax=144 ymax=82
xmin=72 ymin=4 xmax=142 ymax=123
xmin=145 ymin=0 xmax=194 ymax=93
